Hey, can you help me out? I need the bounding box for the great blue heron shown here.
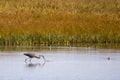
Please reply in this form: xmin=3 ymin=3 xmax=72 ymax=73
xmin=24 ymin=53 xmax=46 ymax=63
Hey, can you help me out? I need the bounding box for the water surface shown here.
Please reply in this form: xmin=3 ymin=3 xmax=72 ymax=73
xmin=0 ymin=46 xmax=120 ymax=80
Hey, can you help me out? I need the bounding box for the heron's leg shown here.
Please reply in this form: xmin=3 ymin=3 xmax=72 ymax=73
xmin=25 ymin=58 xmax=29 ymax=63
xmin=42 ymin=60 xmax=46 ymax=66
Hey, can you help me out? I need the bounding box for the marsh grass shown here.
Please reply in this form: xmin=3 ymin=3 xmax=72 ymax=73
xmin=0 ymin=0 xmax=120 ymax=46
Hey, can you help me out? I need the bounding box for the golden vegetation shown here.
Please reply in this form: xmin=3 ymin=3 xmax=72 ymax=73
xmin=0 ymin=0 xmax=120 ymax=46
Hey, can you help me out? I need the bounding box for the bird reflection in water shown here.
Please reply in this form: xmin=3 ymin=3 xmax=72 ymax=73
xmin=26 ymin=62 xmax=45 ymax=68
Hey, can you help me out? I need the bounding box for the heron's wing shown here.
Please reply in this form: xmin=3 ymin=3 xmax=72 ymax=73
xmin=24 ymin=53 xmax=35 ymax=57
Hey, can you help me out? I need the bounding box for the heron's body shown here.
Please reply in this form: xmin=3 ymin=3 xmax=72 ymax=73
xmin=24 ymin=53 xmax=45 ymax=63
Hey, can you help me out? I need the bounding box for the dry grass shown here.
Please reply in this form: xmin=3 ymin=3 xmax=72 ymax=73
xmin=0 ymin=0 xmax=120 ymax=46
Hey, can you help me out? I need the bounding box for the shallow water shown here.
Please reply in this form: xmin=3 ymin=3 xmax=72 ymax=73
xmin=0 ymin=47 xmax=120 ymax=80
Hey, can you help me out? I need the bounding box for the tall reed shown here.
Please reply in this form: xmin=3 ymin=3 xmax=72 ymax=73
xmin=0 ymin=0 xmax=120 ymax=46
